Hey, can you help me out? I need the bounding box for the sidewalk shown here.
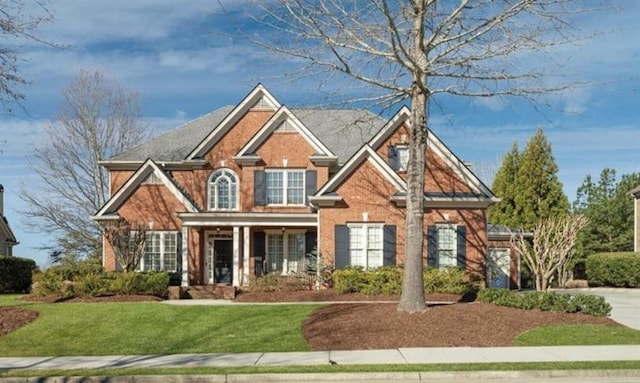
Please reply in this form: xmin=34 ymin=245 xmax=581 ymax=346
xmin=1 ymin=345 xmax=639 ymax=371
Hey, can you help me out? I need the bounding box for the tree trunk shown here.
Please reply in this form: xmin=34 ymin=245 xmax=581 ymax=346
xmin=398 ymin=84 xmax=428 ymax=313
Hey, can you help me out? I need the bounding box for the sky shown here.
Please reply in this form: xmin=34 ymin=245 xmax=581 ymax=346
xmin=1 ymin=1 xmax=638 ymax=268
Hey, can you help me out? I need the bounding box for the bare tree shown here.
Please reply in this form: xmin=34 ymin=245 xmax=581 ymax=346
xmin=20 ymin=70 xmax=150 ymax=261
xmin=103 ymin=219 xmax=148 ymax=272
xmin=511 ymin=215 xmax=588 ymax=291
xmin=0 ymin=0 xmax=54 ymax=114
xmin=238 ymin=0 xmax=594 ymax=312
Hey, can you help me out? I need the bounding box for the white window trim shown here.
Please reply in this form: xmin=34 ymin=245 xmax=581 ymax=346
xmin=139 ymin=231 xmax=179 ymax=272
xmin=265 ymin=229 xmax=306 ymax=275
xmin=208 ymin=168 xmax=239 ymax=211
xmin=347 ymin=223 xmax=384 ymax=269
xmin=436 ymin=223 xmax=457 ymax=269
xmin=265 ymin=169 xmax=306 ymax=206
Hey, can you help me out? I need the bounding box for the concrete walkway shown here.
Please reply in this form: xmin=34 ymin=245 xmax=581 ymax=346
xmin=1 ymin=345 xmax=639 ymax=371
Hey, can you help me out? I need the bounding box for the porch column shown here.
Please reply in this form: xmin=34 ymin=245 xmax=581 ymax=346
xmin=243 ymin=226 xmax=250 ymax=286
xmin=233 ymin=226 xmax=240 ymax=287
xmin=181 ymin=226 xmax=189 ymax=287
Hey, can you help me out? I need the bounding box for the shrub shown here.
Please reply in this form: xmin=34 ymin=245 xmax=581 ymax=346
xmin=360 ymin=266 xmax=403 ymax=295
xmin=74 ymin=273 xmax=112 ymax=297
xmin=248 ymin=273 xmax=315 ymax=292
xmin=477 ymin=288 xmax=612 ymax=317
xmin=586 ymin=252 xmax=640 ymax=288
xmin=0 ymin=256 xmax=37 ymax=292
xmin=31 ymin=271 xmax=65 ymax=297
xmin=332 ymin=267 xmax=368 ymax=294
xmin=424 ymin=267 xmax=479 ymax=295
xmin=110 ymin=272 xmax=169 ymax=297
xmin=45 ymin=258 xmax=105 ymax=281
xmin=139 ymin=272 xmax=170 ymax=297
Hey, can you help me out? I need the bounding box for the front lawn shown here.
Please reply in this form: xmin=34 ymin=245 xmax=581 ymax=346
xmin=0 ymin=296 xmax=319 ymax=357
xmin=514 ymin=324 xmax=640 ymax=346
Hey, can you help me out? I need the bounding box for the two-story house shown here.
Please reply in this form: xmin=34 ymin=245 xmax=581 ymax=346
xmin=94 ymin=84 xmax=520 ymax=290
xmin=0 ymin=185 xmax=18 ymax=256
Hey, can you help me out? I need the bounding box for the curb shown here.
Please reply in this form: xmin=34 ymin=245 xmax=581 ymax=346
xmin=2 ymin=370 xmax=640 ymax=383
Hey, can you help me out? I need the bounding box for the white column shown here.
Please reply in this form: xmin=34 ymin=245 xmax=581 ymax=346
xmin=233 ymin=226 xmax=240 ymax=287
xmin=181 ymin=226 xmax=189 ymax=287
xmin=243 ymin=226 xmax=250 ymax=286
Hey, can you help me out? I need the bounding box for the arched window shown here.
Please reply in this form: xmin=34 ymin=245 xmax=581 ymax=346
xmin=208 ymin=169 xmax=238 ymax=210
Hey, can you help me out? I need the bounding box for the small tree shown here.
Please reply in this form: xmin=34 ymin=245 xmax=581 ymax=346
xmin=511 ymin=215 xmax=587 ymax=291
xmin=103 ymin=219 xmax=148 ymax=273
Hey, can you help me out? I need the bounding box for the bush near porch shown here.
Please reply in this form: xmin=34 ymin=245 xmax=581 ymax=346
xmin=332 ymin=266 xmax=480 ymax=295
xmin=586 ymin=252 xmax=640 ymax=288
xmin=31 ymin=259 xmax=170 ymax=298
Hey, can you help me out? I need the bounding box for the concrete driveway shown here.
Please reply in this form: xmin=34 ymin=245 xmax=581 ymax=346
xmin=568 ymin=288 xmax=640 ymax=330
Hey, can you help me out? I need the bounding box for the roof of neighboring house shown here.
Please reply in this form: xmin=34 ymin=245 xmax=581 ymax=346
xmin=631 ymin=185 xmax=640 ymax=197
xmin=487 ymin=223 xmax=532 ymax=240
xmin=0 ymin=216 xmax=18 ymax=245
xmin=108 ymin=106 xmax=383 ymax=165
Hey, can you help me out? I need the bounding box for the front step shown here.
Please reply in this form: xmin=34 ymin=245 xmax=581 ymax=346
xmin=168 ymin=285 xmax=237 ymax=300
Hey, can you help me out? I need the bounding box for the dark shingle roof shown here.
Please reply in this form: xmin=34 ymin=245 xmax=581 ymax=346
xmin=108 ymin=107 xmax=384 ymax=164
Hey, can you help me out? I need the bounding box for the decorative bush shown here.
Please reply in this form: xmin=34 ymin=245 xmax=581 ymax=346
xmin=248 ymin=273 xmax=315 ymax=292
xmin=586 ymin=252 xmax=640 ymax=288
xmin=477 ymin=288 xmax=612 ymax=317
xmin=0 ymin=256 xmax=37 ymax=292
xmin=332 ymin=266 xmax=479 ymax=295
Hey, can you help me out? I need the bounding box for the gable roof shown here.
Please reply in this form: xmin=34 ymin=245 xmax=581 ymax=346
xmin=369 ymin=106 xmax=496 ymax=201
xmin=0 ymin=216 xmax=17 ymax=245
xmin=93 ymin=159 xmax=199 ymax=220
xmin=311 ymin=145 xmax=406 ymax=206
xmin=234 ymin=105 xmax=336 ymax=162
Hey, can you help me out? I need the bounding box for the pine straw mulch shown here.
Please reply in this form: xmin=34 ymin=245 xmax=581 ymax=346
xmin=2 ymin=290 xmax=621 ymax=350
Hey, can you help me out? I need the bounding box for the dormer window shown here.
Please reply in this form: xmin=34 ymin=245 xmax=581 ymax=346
xmin=208 ymin=168 xmax=238 ymax=210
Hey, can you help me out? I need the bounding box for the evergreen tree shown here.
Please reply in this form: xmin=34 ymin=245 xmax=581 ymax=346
xmin=573 ymin=169 xmax=640 ymax=257
xmin=489 ymin=142 xmax=521 ymax=228
xmin=514 ymin=128 xmax=569 ymax=230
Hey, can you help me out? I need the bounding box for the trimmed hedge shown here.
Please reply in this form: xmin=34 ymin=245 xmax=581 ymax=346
xmin=332 ymin=266 xmax=479 ymax=295
xmin=586 ymin=252 xmax=640 ymax=288
xmin=477 ymin=288 xmax=612 ymax=317
xmin=0 ymin=256 xmax=37 ymax=292
xmin=31 ymin=259 xmax=170 ymax=298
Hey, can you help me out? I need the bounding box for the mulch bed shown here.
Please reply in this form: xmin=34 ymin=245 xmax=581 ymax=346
xmin=3 ymin=290 xmax=622 ymax=350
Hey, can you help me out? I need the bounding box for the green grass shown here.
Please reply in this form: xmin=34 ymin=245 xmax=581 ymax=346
xmin=3 ymin=361 xmax=640 ymax=378
xmin=0 ymin=296 xmax=320 ymax=356
xmin=515 ymin=324 xmax=640 ymax=346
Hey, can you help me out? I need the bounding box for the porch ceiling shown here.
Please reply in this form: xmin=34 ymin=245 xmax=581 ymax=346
xmin=177 ymin=212 xmax=318 ymax=227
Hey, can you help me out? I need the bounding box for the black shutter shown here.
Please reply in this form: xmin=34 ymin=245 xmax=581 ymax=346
xmin=254 ymin=232 xmax=265 ymax=275
xmin=176 ymin=231 xmax=183 ymax=274
xmin=427 ymin=225 xmax=438 ymax=268
xmin=305 ymin=170 xmax=317 ymax=204
xmin=334 ymin=225 xmax=349 ymax=269
xmin=383 ymin=225 xmax=396 ymax=266
xmin=305 ymin=231 xmax=317 ymax=255
xmin=254 ymin=170 xmax=266 ymax=206
xmin=456 ymin=226 xmax=467 ymax=268
xmin=388 ymin=145 xmax=399 ymax=170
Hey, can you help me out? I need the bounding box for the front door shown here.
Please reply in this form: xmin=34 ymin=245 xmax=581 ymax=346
xmin=206 ymin=235 xmax=233 ymax=284
xmin=487 ymin=248 xmax=511 ymax=288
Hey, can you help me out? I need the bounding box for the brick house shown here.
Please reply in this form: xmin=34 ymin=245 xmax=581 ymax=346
xmin=0 ymin=185 xmax=18 ymax=256
xmin=632 ymin=185 xmax=640 ymax=252
xmin=94 ymin=84 xmax=518 ymax=289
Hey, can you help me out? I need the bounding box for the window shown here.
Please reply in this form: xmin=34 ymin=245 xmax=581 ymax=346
xmin=208 ymin=169 xmax=238 ymax=210
xmin=266 ymin=232 xmax=305 ymax=274
xmin=348 ymin=223 xmax=383 ymax=268
xmin=437 ymin=224 xmax=457 ymax=268
xmin=396 ymin=146 xmax=409 ymax=171
xmin=266 ymin=170 xmax=305 ymax=205
xmin=139 ymin=232 xmax=178 ymax=272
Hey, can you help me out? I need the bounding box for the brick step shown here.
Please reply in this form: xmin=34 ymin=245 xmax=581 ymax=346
xmin=168 ymin=285 xmax=237 ymax=300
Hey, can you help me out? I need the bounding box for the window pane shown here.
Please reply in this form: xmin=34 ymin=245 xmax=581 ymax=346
xmin=266 ymin=172 xmax=283 ymax=204
xmin=210 ymin=169 xmax=238 ymax=210
xmin=398 ymin=147 xmax=409 ymax=170
xmin=218 ymin=177 xmax=229 ymax=209
xmin=267 ymin=234 xmax=284 ymax=273
xmin=287 ymin=171 xmax=304 ymax=204
xmin=287 ymin=233 xmax=305 ymax=273
xmin=144 ymin=233 xmax=162 ymax=271
xmin=163 ymin=233 xmax=177 ymax=272
xmin=438 ymin=225 xmax=457 ymax=268
xmin=367 ymin=226 xmax=383 ymax=268
xmin=349 ymin=226 xmax=365 ymax=267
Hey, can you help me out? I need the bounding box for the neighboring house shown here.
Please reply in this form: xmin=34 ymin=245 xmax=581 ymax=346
xmin=94 ymin=84 xmax=516 ymax=289
xmin=0 ymin=184 xmax=18 ymax=256
xmin=632 ymin=185 xmax=640 ymax=252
